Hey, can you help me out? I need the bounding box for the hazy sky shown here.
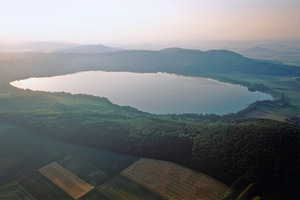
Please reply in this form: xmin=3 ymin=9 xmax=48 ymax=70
xmin=1 ymin=0 xmax=300 ymax=46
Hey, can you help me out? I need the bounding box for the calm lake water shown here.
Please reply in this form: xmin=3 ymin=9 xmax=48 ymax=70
xmin=11 ymin=71 xmax=272 ymax=115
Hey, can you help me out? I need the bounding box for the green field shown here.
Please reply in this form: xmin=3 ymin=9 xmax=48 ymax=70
xmin=18 ymin=172 xmax=73 ymax=200
xmin=58 ymin=154 xmax=110 ymax=187
xmin=77 ymin=149 xmax=139 ymax=178
xmin=0 ymin=123 xmax=56 ymax=185
xmin=79 ymin=189 xmax=111 ymax=200
xmin=99 ymin=174 xmax=165 ymax=200
xmin=0 ymin=181 xmax=36 ymax=200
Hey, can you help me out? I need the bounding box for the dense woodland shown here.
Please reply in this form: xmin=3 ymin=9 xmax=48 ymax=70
xmin=0 ymin=50 xmax=299 ymax=199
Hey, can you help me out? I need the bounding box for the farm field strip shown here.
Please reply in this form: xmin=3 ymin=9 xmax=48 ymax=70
xmin=121 ymin=158 xmax=228 ymax=200
xmin=39 ymin=162 xmax=94 ymax=199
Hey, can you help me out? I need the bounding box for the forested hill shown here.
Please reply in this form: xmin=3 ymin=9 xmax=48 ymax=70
xmin=0 ymin=92 xmax=299 ymax=199
xmin=1 ymin=48 xmax=300 ymax=82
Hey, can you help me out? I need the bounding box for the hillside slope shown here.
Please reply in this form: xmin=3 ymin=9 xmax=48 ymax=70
xmin=0 ymin=92 xmax=298 ymax=199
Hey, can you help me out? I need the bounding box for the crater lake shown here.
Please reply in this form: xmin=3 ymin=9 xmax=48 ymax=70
xmin=10 ymin=71 xmax=272 ymax=115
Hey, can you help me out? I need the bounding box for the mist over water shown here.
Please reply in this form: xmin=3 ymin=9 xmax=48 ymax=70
xmin=11 ymin=71 xmax=272 ymax=115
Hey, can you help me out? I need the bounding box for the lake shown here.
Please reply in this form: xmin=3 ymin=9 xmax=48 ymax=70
xmin=10 ymin=71 xmax=272 ymax=115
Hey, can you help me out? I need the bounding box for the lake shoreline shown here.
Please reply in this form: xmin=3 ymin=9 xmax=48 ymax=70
xmin=10 ymin=70 xmax=272 ymax=116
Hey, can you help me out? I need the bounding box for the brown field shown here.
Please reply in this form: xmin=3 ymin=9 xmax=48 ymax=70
xmin=122 ymin=158 xmax=229 ymax=200
xmin=38 ymin=162 xmax=94 ymax=199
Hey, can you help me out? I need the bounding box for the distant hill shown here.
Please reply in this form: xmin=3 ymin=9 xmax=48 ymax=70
xmin=1 ymin=48 xmax=300 ymax=82
xmin=58 ymin=44 xmax=121 ymax=54
xmin=227 ymin=44 xmax=300 ymax=66
xmin=239 ymin=47 xmax=281 ymax=58
xmin=238 ymin=46 xmax=300 ymax=58
xmin=0 ymin=42 xmax=79 ymax=53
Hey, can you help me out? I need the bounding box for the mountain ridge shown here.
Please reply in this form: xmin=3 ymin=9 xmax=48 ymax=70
xmin=1 ymin=48 xmax=300 ymax=83
xmin=58 ymin=44 xmax=121 ymax=53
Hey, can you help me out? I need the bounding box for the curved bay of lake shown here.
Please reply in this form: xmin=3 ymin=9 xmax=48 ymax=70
xmin=11 ymin=71 xmax=272 ymax=115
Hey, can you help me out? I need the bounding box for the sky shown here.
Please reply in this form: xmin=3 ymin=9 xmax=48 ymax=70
xmin=1 ymin=0 xmax=300 ymax=47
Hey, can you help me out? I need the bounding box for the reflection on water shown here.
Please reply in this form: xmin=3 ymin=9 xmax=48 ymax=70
xmin=11 ymin=71 xmax=272 ymax=115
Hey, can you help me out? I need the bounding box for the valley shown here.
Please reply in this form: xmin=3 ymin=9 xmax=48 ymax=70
xmin=0 ymin=49 xmax=299 ymax=199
